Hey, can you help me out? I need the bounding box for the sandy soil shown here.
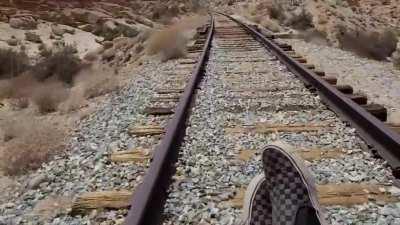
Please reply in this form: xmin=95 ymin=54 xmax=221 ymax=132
xmin=0 ymin=22 xmax=101 ymax=58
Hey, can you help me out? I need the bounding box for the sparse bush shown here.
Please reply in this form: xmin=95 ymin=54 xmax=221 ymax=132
xmin=31 ymin=46 xmax=82 ymax=84
xmin=58 ymin=85 xmax=86 ymax=112
xmin=299 ymin=28 xmax=329 ymax=46
xmin=147 ymin=27 xmax=188 ymax=61
xmin=261 ymin=18 xmax=282 ymax=33
xmin=338 ymin=27 xmax=398 ymax=60
xmin=9 ymin=97 xmax=30 ymax=110
xmin=59 ymin=66 xmax=118 ymax=112
xmin=146 ymin=16 xmax=206 ymax=61
xmin=38 ymin=44 xmax=53 ymax=58
xmin=0 ymin=49 xmax=30 ymax=78
xmin=0 ymin=74 xmax=39 ymax=100
xmin=31 ymin=82 xmax=69 ymax=114
xmin=0 ymin=119 xmax=65 ymax=175
xmin=0 ymin=80 xmax=13 ymax=100
xmin=75 ymin=67 xmax=118 ymax=99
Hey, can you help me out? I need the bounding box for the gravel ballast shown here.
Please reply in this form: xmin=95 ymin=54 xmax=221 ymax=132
xmin=0 ymin=57 xmax=190 ymax=225
xmin=163 ymin=20 xmax=398 ymax=225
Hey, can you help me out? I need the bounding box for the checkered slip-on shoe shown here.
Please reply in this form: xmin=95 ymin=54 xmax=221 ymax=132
xmin=240 ymin=145 xmax=326 ymax=225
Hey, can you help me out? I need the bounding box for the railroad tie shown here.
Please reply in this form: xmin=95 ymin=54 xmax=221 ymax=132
xmin=236 ymin=148 xmax=346 ymax=162
xmin=128 ymin=125 xmax=165 ymax=136
xmin=333 ymin=84 xmax=353 ymax=94
xmin=387 ymin=123 xmax=400 ymax=134
xmin=150 ymin=96 xmax=180 ymax=103
xmin=71 ymin=191 xmax=132 ymax=214
xmin=156 ymin=88 xmax=185 ymax=94
xmin=347 ymin=94 xmax=368 ymax=105
xmin=143 ymin=106 xmax=174 ymax=116
xmin=225 ymin=123 xmax=332 ymax=134
xmin=362 ymin=104 xmax=388 ymax=121
xmin=317 ymin=184 xmax=400 ymax=206
xmin=224 ymin=184 xmax=400 ymax=209
xmin=109 ymin=149 xmax=151 ymax=163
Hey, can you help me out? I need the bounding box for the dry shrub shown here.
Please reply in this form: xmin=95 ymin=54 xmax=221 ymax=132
xmin=59 ymin=85 xmax=86 ymax=112
xmin=0 ymin=80 xmax=13 ymax=100
xmin=299 ymin=28 xmax=329 ymax=46
xmin=31 ymin=81 xmax=69 ymax=114
xmin=261 ymin=18 xmax=282 ymax=33
xmin=338 ymin=27 xmax=398 ymax=60
xmin=0 ymin=119 xmax=65 ymax=175
xmin=31 ymin=46 xmax=82 ymax=84
xmin=147 ymin=27 xmax=187 ymax=61
xmin=75 ymin=67 xmax=118 ymax=99
xmin=60 ymin=66 xmax=118 ymax=112
xmin=9 ymin=97 xmax=30 ymax=110
xmin=147 ymin=16 xmax=206 ymax=61
xmin=0 ymin=74 xmax=39 ymax=100
xmin=0 ymin=48 xmax=30 ymax=79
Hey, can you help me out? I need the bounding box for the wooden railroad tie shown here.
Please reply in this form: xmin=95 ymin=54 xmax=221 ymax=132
xmin=71 ymin=191 xmax=132 ymax=214
xmin=226 ymin=184 xmax=400 ymax=209
xmin=110 ymin=149 xmax=151 ymax=163
xmin=237 ymin=148 xmax=345 ymax=162
xmin=150 ymin=96 xmax=180 ymax=103
xmin=386 ymin=123 xmax=400 ymax=134
xmin=179 ymin=60 xmax=197 ymax=65
xmin=347 ymin=94 xmax=368 ymax=105
xmin=362 ymin=104 xmax=388 ymax=121
xmin=317 ymin=183 xmax=400 ymax=206
xmin=333 ymin=85 xmax=353 ymax=94
xmin=226 ymin=123 xmax=332 ymax=134
xmin=156 ymin=88 xmax=184 ymax=94
xmin=128 ymin=125 xmax=164 ymax=136
xmin=144 ymin=107 xmax=174 ymax=116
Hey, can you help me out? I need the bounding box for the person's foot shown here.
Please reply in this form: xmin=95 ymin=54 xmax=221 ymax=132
xmin=241 ymin=145 xmax=326 ymax=225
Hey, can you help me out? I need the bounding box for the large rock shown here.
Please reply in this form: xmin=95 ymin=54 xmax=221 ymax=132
xmin=51 ymin=24 xmax=66 ymax=36
xmin=9 ymin=16 xmax=38 ymax=29
xmin=25 ymin=32 xmax=42 ymax=43
xmin=69 ymin=8 xmax=110 ymax=24
xmin=102 ymin=48 xmax=116 ymax=61
xmin=6 ymin=37 xmax=18 ymax=46
xmin=118 ymin=11 xmax=154 ymax=28
xmin=94 ymin=19 xmax=139 ymax=41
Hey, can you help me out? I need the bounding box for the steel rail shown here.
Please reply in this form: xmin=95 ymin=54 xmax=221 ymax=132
xmin=124 ymin=15 xmax=215 ymax=225
xmin=220 ymin=13 xmax=400 ymax=177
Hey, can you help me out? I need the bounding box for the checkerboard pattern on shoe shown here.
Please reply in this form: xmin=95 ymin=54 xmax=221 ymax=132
xmin=249 ymin=180 xmax=272 ymax=225
xmin=263 ymin=148 xmax=312 ymax=225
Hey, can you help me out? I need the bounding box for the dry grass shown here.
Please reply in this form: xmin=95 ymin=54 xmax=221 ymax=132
xmin=32 ymin=46 xmax=83 ymax=84
xmin=59 ymin=66 xmax=119 ymax=112
xmin=31 ymin=81 xmax=69 ymax=114
xmin=0 ymin=74 xmax=39 ymax=100
xmin=261 ymin=18 xmax=282 ymax=33
xmin=338 ymin=27 xmax=398 ymax=60
xmin=0 ymin=118 xmax=65 ymax=175
xmin=76 ymin=67 xmax=118 ymax=99
xmin=146 ymin=16 xmax=206 ymax=61
xmin=0 ymin=48 xmax=30 ymax=79
xmin=146 ymin=27 xmax=188 ymax=61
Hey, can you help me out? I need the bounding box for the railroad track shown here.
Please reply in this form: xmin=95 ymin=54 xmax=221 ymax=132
xmin=69 ymin=14 xmax=400 ymax=225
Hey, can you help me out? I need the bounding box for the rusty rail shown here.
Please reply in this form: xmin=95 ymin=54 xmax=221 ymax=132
xmin=220 ymin=13 xmax=400 ymax=177
xmin=124 ymin=15 xmax=215 ymax=225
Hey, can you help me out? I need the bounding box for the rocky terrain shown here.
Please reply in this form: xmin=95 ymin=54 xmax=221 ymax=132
xmin=222 ymin=0 xmax=400 ymax=122
xmin=0 ymin=0 xmax=206 ymax=224
xmin=1 ymin=0 xmax=400 ymax=224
